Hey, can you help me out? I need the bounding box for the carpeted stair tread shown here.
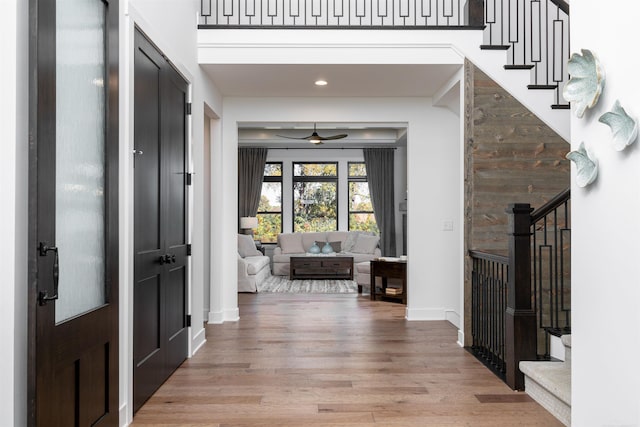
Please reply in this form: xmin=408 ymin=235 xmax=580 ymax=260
xmin=561 ymin=334 xmax=572 ymax=363
xmin=520 ymin=360 xmax=571 ymax=405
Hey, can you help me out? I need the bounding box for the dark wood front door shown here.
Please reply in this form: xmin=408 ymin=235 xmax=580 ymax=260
xmin=133 ymin=29 xmax=189 ymax=413
xmin=28 ymin=0 xmax=119 ymax=425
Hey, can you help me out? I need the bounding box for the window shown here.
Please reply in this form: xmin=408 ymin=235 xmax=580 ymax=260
xmin=293 ymin=162 xmax=338 ymax=232
xmin=255 ymin=162 xmax=282 ymax=243
xmin=348 ymin=162 xmax=379 ymax=233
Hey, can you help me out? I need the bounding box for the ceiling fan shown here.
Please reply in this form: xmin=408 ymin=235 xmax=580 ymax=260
xmin=277 ymin=123 xmax=348 ymax=145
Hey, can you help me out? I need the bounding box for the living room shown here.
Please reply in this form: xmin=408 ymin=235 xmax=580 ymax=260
xmin=207 ymin=94 xmax=464 ymax=333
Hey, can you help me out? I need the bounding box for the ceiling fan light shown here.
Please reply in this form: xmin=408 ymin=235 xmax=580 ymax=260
xmin=315 ymin=80 xmax=328 ymax=86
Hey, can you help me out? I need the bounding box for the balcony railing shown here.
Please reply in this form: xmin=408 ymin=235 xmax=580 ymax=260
xmin=199 ymin=0 xmax=485 ymax=28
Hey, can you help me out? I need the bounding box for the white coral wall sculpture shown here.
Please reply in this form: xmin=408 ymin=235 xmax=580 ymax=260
xmin=563 ymin=49 xmax=606 ymax=118
xmin=598 ymin=100 xmax=638 ymax=151
xmin=566 ymin=142 xmax=598 ymax=188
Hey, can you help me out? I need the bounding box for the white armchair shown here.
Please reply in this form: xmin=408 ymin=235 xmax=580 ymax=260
xmin=237 ymin=234 xmax=271 ymax=292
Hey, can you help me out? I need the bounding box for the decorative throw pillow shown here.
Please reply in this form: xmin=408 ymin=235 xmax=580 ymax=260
xmin=237 ymin=234 xmax=259 ymax=258
xmin=351 ymin=234 xmax=380 ymax=254
xmin=279 ymin=233 xmax=305 ymax=254
xmin=342 ymin=232 xmax=359 ymax=252
xmin=328 ymin=241 xmax=342 ymax=253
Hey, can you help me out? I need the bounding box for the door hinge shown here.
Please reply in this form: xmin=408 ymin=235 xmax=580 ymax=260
xmin=185 ymin=172 xmax=192 ymax=186
xmin=186 ymin=102 xmax=192 ymax=115
xmin=186 ymin=314 xmax=192 ymax=327
xmin=186 ymin=244 xmax=192 ymax=256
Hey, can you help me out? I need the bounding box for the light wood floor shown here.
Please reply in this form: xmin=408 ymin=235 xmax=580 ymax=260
xmin=132 ymin=293 xmax=562 ymax=426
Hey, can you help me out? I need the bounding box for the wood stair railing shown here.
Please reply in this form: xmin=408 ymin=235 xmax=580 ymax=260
xmin=470 ymin=187 xmax=571 ymax=390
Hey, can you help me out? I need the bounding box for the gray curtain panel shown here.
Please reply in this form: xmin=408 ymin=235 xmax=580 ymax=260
xmin=238 ymin=147 xmax=268 ymax=221
xmin=363 ymin=148 xmax=396 ymax=257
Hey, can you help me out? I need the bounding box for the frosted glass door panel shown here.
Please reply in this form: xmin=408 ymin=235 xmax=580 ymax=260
xmin=55 ymin=0 xmax=107 ymax=323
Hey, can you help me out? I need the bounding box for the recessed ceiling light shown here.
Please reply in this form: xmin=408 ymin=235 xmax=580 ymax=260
xmin=315 ymin=80 xmax=328 ymax=86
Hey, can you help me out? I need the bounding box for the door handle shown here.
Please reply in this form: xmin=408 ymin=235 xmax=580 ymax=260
xmin=159 ymin=254 xmax=176 ymax=265
xmin=38 ymin=242 xmax=59 ymax=306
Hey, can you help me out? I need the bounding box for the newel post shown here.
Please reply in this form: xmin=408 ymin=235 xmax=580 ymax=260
xmin=467 ymin=0 xmax=485 ymax=27
xmin=505 ymin=203 xmax=537 ymax=390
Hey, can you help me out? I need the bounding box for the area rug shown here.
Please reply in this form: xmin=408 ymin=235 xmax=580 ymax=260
xmin=258 ymin=275 xmax=357 ymax=293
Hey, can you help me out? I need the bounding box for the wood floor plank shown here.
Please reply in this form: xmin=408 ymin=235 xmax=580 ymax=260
xmin=132 ymin=293 xmax=562 ymax=426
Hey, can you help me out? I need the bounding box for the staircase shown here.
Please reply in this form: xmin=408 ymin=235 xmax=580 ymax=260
xmin=458 ymin=0 xmax=571 ymax=140
xmin=520 ymin=334 xmax=572 ymax=426
xmin=198 ymin=0 xmax=572 ymax=140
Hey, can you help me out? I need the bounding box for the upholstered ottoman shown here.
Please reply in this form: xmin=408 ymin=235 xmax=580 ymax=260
xmin=356 ymin=261 xmax=371 ymax=294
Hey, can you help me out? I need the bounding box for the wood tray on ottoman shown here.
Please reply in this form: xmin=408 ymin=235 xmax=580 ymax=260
xmin=289 ymin=256 xmax=354 ymax=280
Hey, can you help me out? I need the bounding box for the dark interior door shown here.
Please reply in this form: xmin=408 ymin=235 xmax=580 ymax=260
xmin=28 ymin=0 xmax=119 ymax=425
xmin=133 ymin=29 xmax=189 ymax=413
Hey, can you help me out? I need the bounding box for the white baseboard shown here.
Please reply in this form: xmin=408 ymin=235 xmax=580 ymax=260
xmin=224 ymin=307 xmax=240 ymax=322
xmin=445 ymin=310 xmax=460 ymax=328
xmin=208 ymin=309 xmax=224 ymax=324
xmin=457 ymin=330 xmax=464 ymax=348
xmin=119 ymin=402 xmax=128 ymax=427
xmin=208 ymin=308 xmax=240 ymax=324
xmin=191 ymin=327 xmax=206 ymax=356
xmin=405 ymin=307 xmax=445 ymax=321
xmin=405 ymin=307 xmax=461 ymax=328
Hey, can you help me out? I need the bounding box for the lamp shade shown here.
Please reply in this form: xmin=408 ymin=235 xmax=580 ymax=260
xmin=240 ymin=216 xmax=258 ymax=229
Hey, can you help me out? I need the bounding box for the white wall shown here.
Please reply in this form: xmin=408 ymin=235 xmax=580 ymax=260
xmin=213 ymin=96 xmax=461 ymax=327
xmin=120 ymin=0 xmax=223 ymax=424
xmin=0 ymin=0 xmax=28 ymax=424
xmin=571 ymin=3 xmax=640 ymax=426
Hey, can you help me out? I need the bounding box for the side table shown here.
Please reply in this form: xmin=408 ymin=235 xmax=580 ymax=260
xmin=370 ymin=259 xmax=407 ymax=304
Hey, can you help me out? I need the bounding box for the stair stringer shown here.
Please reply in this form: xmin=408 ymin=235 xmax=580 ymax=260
xmin=448 ymin=31 xmax=570 ymax=142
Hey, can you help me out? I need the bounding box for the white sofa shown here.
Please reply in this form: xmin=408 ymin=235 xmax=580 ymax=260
xmin=237 ymin=234 xmax=271 ymax=292
xmin=272 ymin=231 xmax=381 ymax=285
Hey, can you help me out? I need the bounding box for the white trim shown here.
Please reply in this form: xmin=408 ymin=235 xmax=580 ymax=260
xmin=191 ymin=327 xmax=207 ymax=356
xmin=208 ymin=310 xmax=225 ymax=324
xmin=445 ymin=309 xmax=461 ymax=328
xmin=198 ymin=30 xmax=466 ymax=65
xmin=224 ymin=308 xmax=240 ymax=322
xmin=433 ymin=69 xmax=462 ymax=107
xmin=405 ymin=307 xmax=446 ymax=321
xmin=119 ymin=403 xmax=128 ymax=427
xmin=405 ymin=308 xmax=462 ymax=326
xmin=208 ymin=308 xmax=240 ymax=324
xmin=457 ymin=330 xmax=465 ymax=348
xmin=121 ymin=8 xmax=198 ymax=424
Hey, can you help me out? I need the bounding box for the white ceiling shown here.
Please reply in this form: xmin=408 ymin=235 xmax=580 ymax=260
xmin=201 ymin=63 xmax=461 ymax=97
xmin=203 ymin=63 xmax=460 ymax=147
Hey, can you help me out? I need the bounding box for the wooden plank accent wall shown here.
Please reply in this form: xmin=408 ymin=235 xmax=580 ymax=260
xmin=463 ymin=60 xmax=569 ymax=346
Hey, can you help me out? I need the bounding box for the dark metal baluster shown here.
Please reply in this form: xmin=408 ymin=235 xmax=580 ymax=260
xmin=553 ymin=207 xmax=559 ymax=332
xmin=562 ymin=200 xmax=570 ymax=328
xmin=491 ymin=260 xmax=496 ymax=365
xmin=483 ymin=259 xmax=488 ymax=359
xmin=501 ymin=262 xmax=505 ymax=370
xmin=472 ymin=259 xmax=477 ymax=350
